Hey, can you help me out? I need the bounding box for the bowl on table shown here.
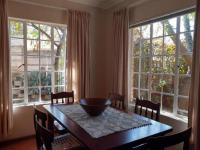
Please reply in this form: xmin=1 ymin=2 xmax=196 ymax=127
xmin=80 ymin=98 xmax=111 ymax=116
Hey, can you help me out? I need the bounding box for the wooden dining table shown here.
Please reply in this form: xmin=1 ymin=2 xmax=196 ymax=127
xmin=43 ymin=104 xmax=173 ymax=150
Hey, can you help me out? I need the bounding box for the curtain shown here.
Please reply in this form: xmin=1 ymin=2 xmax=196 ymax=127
xmin=112 ymin=8 xmax=129 ymax=110
xmin=0 ymin=0 xmax=13 ymax=138
xmin=67 ymin=10 xmax=90 ymax=101
xmin=188 ymin=1 xmax=200 ymax=150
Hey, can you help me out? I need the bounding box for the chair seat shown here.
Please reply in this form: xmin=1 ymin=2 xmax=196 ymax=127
xmin=52 ymin=133 xmax=82 ymax=150
xmin=54 ymin=120 xmax=68 ymax=134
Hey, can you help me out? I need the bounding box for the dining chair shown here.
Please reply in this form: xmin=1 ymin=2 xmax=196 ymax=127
xmin=35 ymin=119 xmax=83 ymax=150
xmin=51 ymin=91 xmax=74 ymax=134
xmin=108 ymin=93 xmax=125 ymax=111
xmin=132 ymin=128 xmax=192 ymax=150
xmin=134 ymin=97 xmax=160 ymax=121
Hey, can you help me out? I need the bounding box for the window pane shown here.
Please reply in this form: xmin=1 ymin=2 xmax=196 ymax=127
xmin=140 ymin=74 xmax=148 ymax=89
xmin=40 ymin=56 xmax=51 ymax=66
xmin=12 ymin=72 xmax=24 ymax=88
xmin=140 ymin=90 xmax=148 ymax=99
xmin=54 ymin=57 xmax=65 ymax=71
xmin=133 ymin=74 xmax=138 ymax=88
xmin=54 ymin=42 xmax=65 ymax=56
xmin=179 ymin=55 xmax=192 ymax=75
xmin=41 ymin=87 xmax=51 ymax=101
xmin=164 ymin=36 xmax=176 ymax=55
xmin=13 ymin=89 xmax=24 ymax=100
xmin=152 ymin=56 xmax=163 ymax=73
xmin=27 ymin=56 xmax=39 ymax=71
xmin=27 ymin=72 xmax=39 ymax=87
xmin=153 ymin=22 xmax=163 ymax=37
xmin=162 ymin=75 xmax=174 ymax=94
xmin=132 ymin=27 xmax=141 ymax=56
xmin=10 ymin=38 xmax=24 ymax=54
xmin=41 ymin=72 xmax=52 ymax=86
xmin=179 ymin=76 xmax=191 ymax=96
xmin=40 ymin=25 xmax=51 ymax=40
xmin=10 ymin=20 xmax=23 ymax=38
xmin=54 ymin=72 xmax=65 ymax=85
xmin=27 ymin=40 xmax=39 ymax=54
xmin=41 ymin=40 xmax=51 ymax=51
xmin=152 ymin=38 xmax=163 ymax=55
xmin=178 ymin=97 xmax=188 ymax=117
xmin=54 ymin=27 xmax=66 ymax=41
xmin=133 ymin=89 xmax=138 ymax=99
xmin=133 ymin=58 xmax=139 ymax=72
xmin=180 ymin=32 xmax=194 ymax=53
xmin=151 ymin=75 xmax=162 ymax=92
xmin=180 ymin=12 xmax=195 ymax=32
xmin=164 ymin=17 xmax=177 ymax=35
xmin=141 ymin=39 xmax=150 ymax=56
xmin=151 ymin=93 xmax=161 ymax=104
xmin=28 ymin=88 xmax=39 ymax=102
xmin=55 ymin=86 xmax=65 ymax=93
xmin=27 ymin=23 xmax=39 ymax=39
xmin=11 ymin=55 xmax=24 ymax=72
xmin=163 ymin=56 xmax=176 ymax=73
xmin=162 ymin=95 xmax=174 ymax=113
xmin=141 ymin=57 xmax=150 ymax=72
xmin=141 ymin=25 xmax=150 ymax=39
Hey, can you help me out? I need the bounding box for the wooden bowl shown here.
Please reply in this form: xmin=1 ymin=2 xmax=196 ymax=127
xmin=80 ymin=98 xmax=111 ymax=116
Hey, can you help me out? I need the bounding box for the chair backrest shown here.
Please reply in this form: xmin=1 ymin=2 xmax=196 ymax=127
xmin=108 ymin=93 xmax=125 ymax=110
xmin=147 ymin=128 xmax=192 ymax=150
xmin=35 ymin=120 xmax=54 ymax=150
xmin=33 ymin=107 xmax=48 ymax=150
xmin=51 ymin=91 xmax=74 ymax=104
xmin=134 ymin=97 xmax=160 ymax=121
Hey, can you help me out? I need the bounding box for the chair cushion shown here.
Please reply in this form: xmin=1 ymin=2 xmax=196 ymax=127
xmin=52 ymin=133 xmax=81 ymax=150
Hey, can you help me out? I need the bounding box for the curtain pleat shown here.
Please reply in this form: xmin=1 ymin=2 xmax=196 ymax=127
xmin=0 ymin=0 xmax=13 ymax=138
xmin=67 ymin=10 xmax=90 ymax=101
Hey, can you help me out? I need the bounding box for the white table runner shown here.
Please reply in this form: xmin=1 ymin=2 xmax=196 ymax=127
xmin=56 ymin=105 xmax=151 ymax=138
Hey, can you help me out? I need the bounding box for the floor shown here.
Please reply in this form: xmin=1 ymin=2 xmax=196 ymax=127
xmin=0 ymin=136 xmax=37 ymax=150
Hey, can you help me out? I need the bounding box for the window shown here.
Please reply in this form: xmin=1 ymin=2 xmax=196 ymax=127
xmin=129 ymin=12 xmax=195 ymax=118
xmin=10 ymin=18 xmax=67 ymax=105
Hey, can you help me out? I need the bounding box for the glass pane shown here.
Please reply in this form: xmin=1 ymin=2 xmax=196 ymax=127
xmin=28 ymin=88 xmax=39 ymax=102
xmin=132 ymin=27 xmax=141 ymax=56
xmin=152 ymin=56 xmax=163 ymax=73
xmin=162 ymin=95 xmax=174 ymax=113
xmin=178 ymin=97 xmax=189 ymax=111
xmin=179 ymin=76 xmax=191 ymax=96
xmin=41 ymin=87 xmax=51 ymax=101
xmin=141 ymin=57 xmax=150 ymax=72
xmin=41 ymin=40 xmax=51 ymax=51
xmin=164 ymin=36 xmax=176 ymax=55
xmin=10 ymin=20 xmax=23 ymax=38
xmin=164 ymin=17 xmax=177 ymax=35
xmin=54 ymin=42 xmax=65 ymax=56
xmin=27 ymin=40 xmax=39 ymax=54
xmin=40 ymin=56 xmax=52 ymax=71
xmin=54 ymin=72 xmax=65 ymax=85
xmin=13 ymin=89 xmax=24 ymax=99
xmin=163 ymin=56 xmax=176 ymax=73
xmin=12 ymin=72 xmax=24 ymax=88
xmin=152 ymin=38 xmax=163 ymax=55
xmin=141 ymin=39 xmax=150 ymax=56
xmin=162 ymin=75 xmax=174 ymax=94
xmin=27 ymin=71 xmax=39 ymax=87
xmin=54 ymin=27 xmax=66 ymax=41
xmin=54 ymin=57 xmax=65 ymax=71
xmin=27 ymin=56 xmax=39 ymax=71
xmin=180 ymin=32 xmax=194 ymax=53
xmin=141 ymin=25 xmax=150 ymax=39
xmin=140 ymin=74 xmax=148 ymax=89
xmin=40 ymin=72 xmax=52 ymax=86
xmin=133 ymin=74 xmax=138 ymax=88
xmin=153 ymin=22 xmax=163 ymax=37
xmin=179 ymin=55 xmax=192 ymax=75
xmin=10 ymin=38 xmax=24 ymax=54
xmin=55 ymin=86 xmax=65 ymax=93
xmin=11 ymin=55 xmax=24 ymax=72
xmin=40 ymin=25 xmax=51 ymax=40
xmin=180 ymin=12 xmax=195 ymax=32
xmin=151 ymin=93 xmax=161 ymax=104
xmin=133 ymin=58 xmax=139 ymax=72
xmin=133 ymin=89 xmax=138 ymax=99
xmin=27 ymin=23 xmax=39 ymax=39
xmin=140 ymin=90 xmax=148 ymax=100
xmin=151 ymin=75 xmax=162 ymax=92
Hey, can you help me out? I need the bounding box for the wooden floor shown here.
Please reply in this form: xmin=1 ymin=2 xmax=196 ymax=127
xmin=0 ymin=136 xmax=37 ymax=150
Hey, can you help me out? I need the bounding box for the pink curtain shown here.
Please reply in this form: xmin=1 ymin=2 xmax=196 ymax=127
xmin=188 ymin=1 xmax=200 ymax=150
xmin=0 ymin=0 xmax=13 ymax=138
xmin=67 ymin=10 xmax=90 ymax=101
xmin=112 ymin=8 xmax=129 ymax=110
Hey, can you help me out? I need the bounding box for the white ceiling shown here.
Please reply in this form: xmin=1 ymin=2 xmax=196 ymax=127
xmin=67 ymin=0 xmax=125 ymax=9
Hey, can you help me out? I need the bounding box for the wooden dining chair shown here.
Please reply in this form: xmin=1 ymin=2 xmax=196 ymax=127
xmin=51 ymin=91 xmax=74 ymax=134
xmin=35 ymin=119 xmax=83 ymax=150
xmin=132 ymin=128 xmax=192 ymax=150
xmin=134 ymin=97 xmax=160 ymax=121
xmin=108 ymin=93 xmax=125 ymax=111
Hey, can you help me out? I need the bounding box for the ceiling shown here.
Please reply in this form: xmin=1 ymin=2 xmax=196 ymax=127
xmin=67 ymin=0 xmax=125 ymax=9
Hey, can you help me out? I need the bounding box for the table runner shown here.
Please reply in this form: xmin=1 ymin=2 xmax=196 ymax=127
xmin=56 ymin=105 xmax=152 ymax=138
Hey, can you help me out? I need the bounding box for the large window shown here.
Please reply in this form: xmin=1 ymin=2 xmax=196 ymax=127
xmin=10 ymin=18 xmax=67 ymax=105
xmin=129 ymin=12 xmax=195 ymax=118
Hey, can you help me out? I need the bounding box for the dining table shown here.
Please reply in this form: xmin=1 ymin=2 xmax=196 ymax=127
xmin=43 ymin=104 xmax=173 ymax=150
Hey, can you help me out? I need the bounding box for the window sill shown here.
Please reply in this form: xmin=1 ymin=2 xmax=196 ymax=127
xmin=13 ymin=101 xmax=51 ymax=108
